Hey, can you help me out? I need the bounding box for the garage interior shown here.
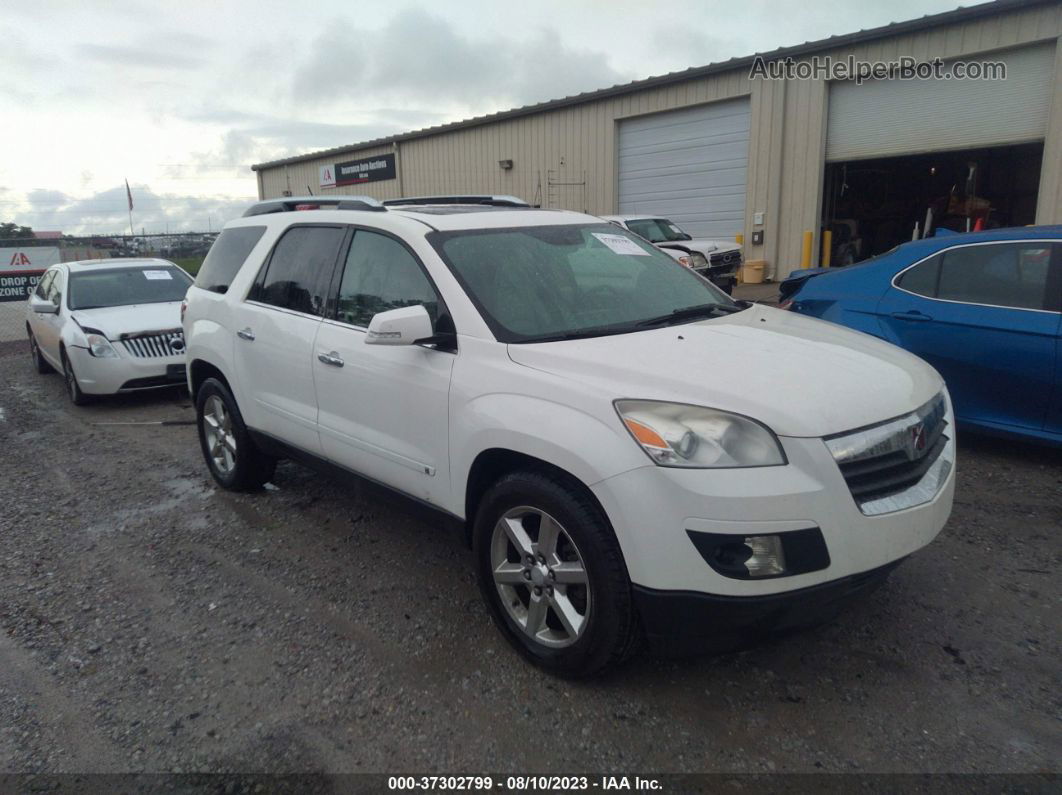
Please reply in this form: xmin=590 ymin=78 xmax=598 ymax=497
xmin=822 ymin=142 xmax=1045 ymax=264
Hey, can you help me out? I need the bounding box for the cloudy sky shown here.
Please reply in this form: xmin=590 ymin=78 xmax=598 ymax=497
xmin=3 ymin=0 xmax=971 ymax=235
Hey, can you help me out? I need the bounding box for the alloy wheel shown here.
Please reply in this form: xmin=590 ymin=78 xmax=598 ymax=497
xmin=490 ymin=506 xmax=591 ymax=648
xmin=202 ymin=394 xmax=237 ymax=474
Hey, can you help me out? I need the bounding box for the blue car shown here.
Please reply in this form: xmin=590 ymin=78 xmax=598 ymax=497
xmin=781 ymin=226 xmax=1062 ymax=446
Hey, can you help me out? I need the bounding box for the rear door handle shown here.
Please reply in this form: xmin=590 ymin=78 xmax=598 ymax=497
xmin=317 ymin=351 xmax=344 ymax=367
xmin=237 ymin=327 xmax=255 ymax=341
xmin=890 ymin=311 xmax=932 ymax=322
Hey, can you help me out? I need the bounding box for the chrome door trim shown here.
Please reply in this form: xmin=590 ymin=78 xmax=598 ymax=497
xmin=890 ymin=239 xmax=1061 ymax=316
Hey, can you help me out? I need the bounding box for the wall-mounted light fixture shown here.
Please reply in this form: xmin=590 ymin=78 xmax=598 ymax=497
xmin=498 ymin=159 xmax=513 ymax=170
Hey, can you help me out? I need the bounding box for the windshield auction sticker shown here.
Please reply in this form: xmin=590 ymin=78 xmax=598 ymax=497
xmin=592 ymin=233 xmax=650 ymax=256
xmin=142 ymin=270 xmax=173 ymax=280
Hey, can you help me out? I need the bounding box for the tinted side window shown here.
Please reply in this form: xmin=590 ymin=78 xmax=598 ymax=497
xmin=896 ymin=254 xmax=940 ymax=298
xmin=938 ymin=243 xmax=1052 ymax=311
xmin=250 ymin=226 xmax=345 ymax=316
xmin=34 ymin=271 xmax=54 ymax=299
xmin=195 ymin=226 xmax=266 ymax=293
xmin=47 ymin=270 xmax=64 ymax=305
xmin=336 ymin=230 xmax=440 ymax=327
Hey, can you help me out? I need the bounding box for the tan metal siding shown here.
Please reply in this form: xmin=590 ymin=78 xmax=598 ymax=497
xmin=1037 ymin=38 xmax=1062 ymax=224
xmin=256 ymin=3 xmax=1061 ymax=280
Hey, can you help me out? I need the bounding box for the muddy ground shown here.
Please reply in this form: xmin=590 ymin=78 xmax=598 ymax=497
xmin=0 ymin=342 xmax=1058 ymax=780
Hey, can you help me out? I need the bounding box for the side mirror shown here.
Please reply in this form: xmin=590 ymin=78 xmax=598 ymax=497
xmin=365 ymin=305 xmax=433 ymax=346
xmin=29 ymin=296 xmax=58 ymax=315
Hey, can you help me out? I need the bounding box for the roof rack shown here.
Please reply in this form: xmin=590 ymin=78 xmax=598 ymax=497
xmin=242 ymin=196 xmax=386 ymax=217
xmin=383 ymin=194 xmax=530 ymax=208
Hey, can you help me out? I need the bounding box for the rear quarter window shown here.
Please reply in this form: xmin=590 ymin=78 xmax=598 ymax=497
xmin=194 ymin=226 xmax=267 ymax=293
xmin=895 ymin=254 xmax=941 ymax=297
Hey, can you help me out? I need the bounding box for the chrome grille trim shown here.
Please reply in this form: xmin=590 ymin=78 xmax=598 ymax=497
xmin=120 ymin=330 xmax=185 ymax=358
xmin=708 ymin=250 xmax=743 ymax=269
xmin=826 ymin=393 xmax=953 ymax=516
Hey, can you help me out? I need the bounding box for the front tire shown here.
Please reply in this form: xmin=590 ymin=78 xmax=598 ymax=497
xmin=61 ymin=350 xmax=91 ymax=405
xmin=29 ymin=331 xmax=52 ymax=374
xmin=473 ymin=470 xmax=639 ymax=677
xmin=196 ymin=377 xmax=276 ymax=491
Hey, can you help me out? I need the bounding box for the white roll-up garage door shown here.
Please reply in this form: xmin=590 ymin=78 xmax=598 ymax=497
xmin=827 ymin=43 xmax=1056 ymax=162
xmin=618 ymin=98 xmax=750 ymax=239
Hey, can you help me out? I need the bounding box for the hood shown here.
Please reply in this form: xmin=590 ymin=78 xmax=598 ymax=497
xmin=71 ymin=302 xmax=183 ymax=339
xmin=506 ymin=304 xmax=942 ymax=438
xmin=659 ymin=239 xmax=741 ymax=257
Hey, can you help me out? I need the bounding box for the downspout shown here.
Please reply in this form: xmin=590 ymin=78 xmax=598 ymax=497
xmin=764 ymin=77 xmax=787 ymax=281
xmin=393 ymin=141 xmax=404 ymax=197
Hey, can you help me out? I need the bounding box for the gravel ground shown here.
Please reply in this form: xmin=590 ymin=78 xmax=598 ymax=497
xmin=0 ymin=341 xmax=1059 ymax=780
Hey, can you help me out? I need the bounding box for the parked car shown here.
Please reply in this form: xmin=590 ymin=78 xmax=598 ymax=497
xmin=26 ymin=259 xmax=193 ymax=405
xmin=780 ymin=226 xmax=1062 ymax=446
xmin=600 ymin=215 xmax=743 ymax=294
xmin=184 ymin=195 xmax=954 ymax=676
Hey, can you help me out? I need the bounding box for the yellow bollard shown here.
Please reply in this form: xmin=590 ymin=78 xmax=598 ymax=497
xmin=821 ymin=230 xmax=833 ymax=268
xmin=800 ymin=230 xmax=813 ymax=269
xmin=735 ymin=233 xmax=744 ymax=246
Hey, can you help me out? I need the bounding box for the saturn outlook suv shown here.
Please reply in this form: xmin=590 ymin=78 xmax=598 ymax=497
xmin=183 ymin=195 xmax=956 ymax=677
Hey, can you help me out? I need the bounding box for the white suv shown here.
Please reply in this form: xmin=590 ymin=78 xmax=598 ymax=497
xmin=183 ymin=195 xmax=955 ymax=676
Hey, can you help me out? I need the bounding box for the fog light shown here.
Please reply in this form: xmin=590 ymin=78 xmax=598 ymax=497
xmin=710 ymin=535 xmax=786 ymax=578
xmin=743 ymin=535 xmax=786 ymax=577
xmin=688 ymin=527 xmax=828 ymax=580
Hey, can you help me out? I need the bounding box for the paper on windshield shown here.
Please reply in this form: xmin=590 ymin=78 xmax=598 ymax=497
xmin=142 ymin=270 xmax=173 ymax=280
xmin=592 ymin=233 xmax=650 ymax=256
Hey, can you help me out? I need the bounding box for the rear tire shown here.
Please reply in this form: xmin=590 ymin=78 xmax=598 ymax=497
xmin=196 ymin=377 xmax=276 ymax=491
xmin=29 ymin=331 xmax=52 ymax=374
xmin=61 ymin=350 xmax=92 ymax=406
xmin=473 ymin=469 xmax=639 ymax=677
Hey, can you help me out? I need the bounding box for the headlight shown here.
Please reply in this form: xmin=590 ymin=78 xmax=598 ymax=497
xmin=86 ymin=333 xmax=119 ymax=358
xmin=690 ymin=252 xmax=708 ymax=268
xmin=676 ymin=255 xmax=692 ymax=267
xmin=615 ymin=400 xmax=786 ymax=468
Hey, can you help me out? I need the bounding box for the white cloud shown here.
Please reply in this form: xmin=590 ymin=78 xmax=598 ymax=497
xmin=0 ymin=0 xmax=970 ymax=233
xmin=8 ymin=185 xmax=253 ymax=236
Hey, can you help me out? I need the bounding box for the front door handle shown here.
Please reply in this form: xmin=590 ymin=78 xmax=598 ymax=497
xmin=890 ymin=310 xmax=932 ymax=322
xmin=317 ymin=351 xmax=344 ymax=367
xmin=237 ymin=327 xmax=255 ymax=341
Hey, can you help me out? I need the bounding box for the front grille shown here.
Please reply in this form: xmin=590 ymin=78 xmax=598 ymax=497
xmin=120 ymin=330 xmax=184 ymax=358
xmin=709 ymin=250 xmax=743 ymax=270
xmin=826 ymin=393 xmax=951 ymax=514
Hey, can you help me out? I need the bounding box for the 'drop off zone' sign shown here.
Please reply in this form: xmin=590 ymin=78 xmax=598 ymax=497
xmin=0 ymin=271 xmax=46 ymax=302
xmin=0 ymin=247 xmax=59 ymax=302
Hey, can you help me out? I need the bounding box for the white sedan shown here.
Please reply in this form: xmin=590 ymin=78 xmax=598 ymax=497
xmin=26 ymin=258 xmax=193 ymax=405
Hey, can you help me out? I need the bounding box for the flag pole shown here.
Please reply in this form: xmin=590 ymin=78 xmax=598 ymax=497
xmin=125 ymin=179 xmax=134 ymax=239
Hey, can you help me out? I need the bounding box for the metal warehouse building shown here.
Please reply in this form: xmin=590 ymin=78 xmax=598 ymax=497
xmin=253 ymin=0 xmax=1062 ymax=281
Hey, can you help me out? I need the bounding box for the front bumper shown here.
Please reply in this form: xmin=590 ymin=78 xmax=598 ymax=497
xmin=692 ymin=264 xmax=738 ymax=291
xmin=590 ymin=407 xmax=955 ymax=604
xmin=67 ymin=345 xmax=186 ymax=394
xmin=634 ymin=558 xmax=903 ymax=654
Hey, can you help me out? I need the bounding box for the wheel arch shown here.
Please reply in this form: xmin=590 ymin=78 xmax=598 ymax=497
xmin=189 ymin=358 xmax=232 ymax=399
xmin=463 ymin=447 xmax=612 ymax=547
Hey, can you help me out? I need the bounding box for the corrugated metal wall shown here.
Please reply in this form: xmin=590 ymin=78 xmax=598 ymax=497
xmin=826 ymin=43 xmax=1057 ymax=161
xmin=257 ymin=2 xmax=1062 ymax=280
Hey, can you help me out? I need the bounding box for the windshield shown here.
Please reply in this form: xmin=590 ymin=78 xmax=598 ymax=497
xmin=624 ymin=218 xmax=691 ymax=243
xmin=430 ymin=224 xmax=738 ymax=343
xmin=68 ymin=265 xmax=193 ymax=310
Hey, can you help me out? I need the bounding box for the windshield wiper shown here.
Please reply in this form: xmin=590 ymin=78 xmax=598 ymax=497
xmin=520 ymin=325 xmax=641 ymax=343
xmin=635 ymin=302 xmax=743 ymax=328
